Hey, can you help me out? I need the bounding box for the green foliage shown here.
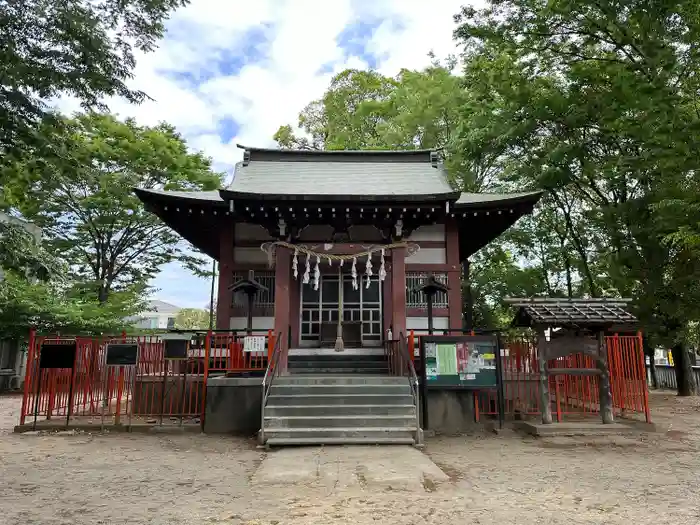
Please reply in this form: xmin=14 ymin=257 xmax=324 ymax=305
xmin=273 ymin=64 xmax=553 ymax=326
xmin=12 ymin=112 xmax=222 ymax=304
xmin=454 ymin=0 xmax=700 ymax=393
xmin=0 ymin=218 xmax=54 ymax=280
xmin=0 ymin=271 xmax=145 ymax=338
xmin=0 ymin=0 xmax=187 ymax=186
xmin=174 ymin=307 xmax=212 ymax=330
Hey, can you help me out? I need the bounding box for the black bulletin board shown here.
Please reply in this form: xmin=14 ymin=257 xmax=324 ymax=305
xmin=163 ymin=339 xmax=188 ymax=360
xmin=39 ymin=342 xmax=78 ymax=369
xmin=106 ymin=343 xmax=139 ymax=366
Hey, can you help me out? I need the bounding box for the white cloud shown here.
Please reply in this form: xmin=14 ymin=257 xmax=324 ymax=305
xmin=54 ymin=0 xmax=477 ymax=307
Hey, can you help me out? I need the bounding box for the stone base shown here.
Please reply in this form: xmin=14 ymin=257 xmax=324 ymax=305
xmin=514 ymin=420 xmax=653 ymax=437
xmin=203 ymin=376 xmax=262 ymax=435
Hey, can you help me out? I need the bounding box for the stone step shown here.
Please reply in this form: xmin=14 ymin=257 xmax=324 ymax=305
xmin=289 ymin=359 xmax=388 ymax=368
xmin=264 ymin=404 xmax=416 ymax=417
xmin=266 ymin=394 xmax=414 ymax=406
xmin=265 ymin=436 xmax=415 ymax=446
xmin=264 ymin=414 xmax=417 ymax=429
xmin=274 ymin=375 xmax=407 ymax=386
xmin=262 ymin=427 xmax=417 ymax=441
xmin=269 ymin=384 xmax=411 ymax=396
xmin=289 ymin=367 xmax=389 ymax=375
xmin=288 ymin=352 xmax=387 ymax=363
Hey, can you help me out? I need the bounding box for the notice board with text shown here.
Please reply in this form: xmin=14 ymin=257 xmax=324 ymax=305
xmin=420 ymin=335 xmax=500 ymax=389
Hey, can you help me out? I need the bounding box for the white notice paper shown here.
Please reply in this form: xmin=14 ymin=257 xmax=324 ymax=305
xmin=243 ymin=336 xmax=266 ymax=353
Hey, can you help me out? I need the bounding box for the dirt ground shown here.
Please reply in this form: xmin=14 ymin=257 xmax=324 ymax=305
xmin=1 ymin=390 xmax=699 ymax=525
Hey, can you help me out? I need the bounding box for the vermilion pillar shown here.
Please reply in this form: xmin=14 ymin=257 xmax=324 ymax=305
xmin=273 ymin=246 xmax=291 ymax=350
xmin=391 ymin=247 xmax=407 ymax=338
xmin=446 ymin=220 xmax=463 ymax=332
xmin=215 ymin=223 xmax=235 ymax=329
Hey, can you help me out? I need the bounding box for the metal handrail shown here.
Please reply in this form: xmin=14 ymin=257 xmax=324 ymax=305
xmin=398 ymin=332 xmax=421 ymax=443
xmin=260 ymin=331 xmax=283 ymax=445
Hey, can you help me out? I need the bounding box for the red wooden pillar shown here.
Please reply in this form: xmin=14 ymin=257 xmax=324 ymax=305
xmin=446 ymin=220 xmax=463 ymax=333
xmin=215 ymin=224 xmax=235 ymax=329
xmin=289 ymin=278 xmax=301 ymax=348
xmin=274 ymin=246 xmax=291 ymax=351
xmin=382 ymin=268 xmax=393 ymax=337
xmin=391 ymin=247 xmax=407 ymax=338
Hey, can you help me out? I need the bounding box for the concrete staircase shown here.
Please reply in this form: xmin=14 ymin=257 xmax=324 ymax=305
xmin=261 ymin=349 xmax=420 ymax=446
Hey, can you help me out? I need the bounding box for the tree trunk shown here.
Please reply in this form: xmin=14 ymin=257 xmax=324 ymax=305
xmin=462 ymin=260 xmax=473 ymax=331
xmin=671 ymin=342 xmax=697 ymax=396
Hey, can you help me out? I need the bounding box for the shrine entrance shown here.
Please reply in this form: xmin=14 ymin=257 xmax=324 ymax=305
xmin=300 ymin=274 xmax=383 ymax=347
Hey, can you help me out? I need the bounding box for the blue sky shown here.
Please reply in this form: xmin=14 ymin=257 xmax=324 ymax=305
xmin=58 ymin=0 xmax=471 ymax=309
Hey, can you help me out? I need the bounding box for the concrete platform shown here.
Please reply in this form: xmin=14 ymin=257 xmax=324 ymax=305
xmin=252 ymin=445 xmax=448 ymax=491
xmin=14 ymin=417 xmax=201 ymax=434
xmin=515 ymin=420 xmax=653 ymax=437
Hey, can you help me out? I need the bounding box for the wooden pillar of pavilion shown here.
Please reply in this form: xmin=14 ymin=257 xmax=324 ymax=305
xmin=215 ymin=223 xmax=235 ymax=329
xmin=391 ymin=247 xmax=407 ymax=338
xmin=445 ymin=220 xmax=462 ymax=333
xmin=273 ymin=246 xmax=292 ymax=352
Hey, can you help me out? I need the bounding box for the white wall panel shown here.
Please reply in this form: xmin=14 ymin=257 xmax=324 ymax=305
xmin=229 ymin=317 xmax=275 ymax=330
xmin=408 ymin=224 xmax=445 ymax=242
xmin=406 ymin=247 xmax=446 ymax=264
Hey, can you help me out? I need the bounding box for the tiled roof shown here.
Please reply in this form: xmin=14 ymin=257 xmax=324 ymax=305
xmin=505 ymin=298 xmax=637 ymax=327
xmin=133 ymin=188 xmax=224 ymax=202
xmin=224 ymin=146 xmax=457 ymax=200
xmin=455 ymin=191 xmax=543 ymax=208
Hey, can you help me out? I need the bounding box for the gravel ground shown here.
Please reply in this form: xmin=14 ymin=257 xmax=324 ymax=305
xmin=1 ymin=392 xmax=699 ymax=525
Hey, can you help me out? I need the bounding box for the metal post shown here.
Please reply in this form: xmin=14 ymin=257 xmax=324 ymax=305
xmin=495 ymin=333 xmax=506 ymax=430
xmin=32 ymin=363 xmax=43 ymax=432
xmin=128 ymin=344 xmax=140 ymax=430
xmin=66 ymin=349 xmax=78 ymax=428
xmin=160 ymin=358 xmax=168 ymax=426
xmin=179 ymin=341 xmax=188 ymax=426
xmin=100 ymin=350 xmax=108 ymax=432
xmin=246 ymin=292 xmax=254 ymax=335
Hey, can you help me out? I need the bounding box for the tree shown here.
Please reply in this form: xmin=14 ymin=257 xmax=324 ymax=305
xmin=14 ymin=112 xmax=222 ymax=304
xmin=0 ymin=216 xmax=53 ymax=281
xmin=0 ymin=271 xmax=144 ymax=338
xmin=274 ymin=65 xmax=553 ymax=328
xmin=0 ymin=0 xmax=187 ymax=199
xmin=454 ymin=0 xmax=700 ymax=394
xmin=174 ymin=308 xmax=211 ymax=330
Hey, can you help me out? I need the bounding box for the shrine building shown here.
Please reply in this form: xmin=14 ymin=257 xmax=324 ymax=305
xmin=135 ymin=146 xmax=542 ymax=348
xmin=134 ymin=146 xmax=542 ymax=445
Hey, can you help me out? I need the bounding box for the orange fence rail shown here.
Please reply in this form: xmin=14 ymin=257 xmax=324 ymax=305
xmin=19 ymin=330 xmax=272 ymax=428
xmin=407 ymin=330 xmax=651 ymax=424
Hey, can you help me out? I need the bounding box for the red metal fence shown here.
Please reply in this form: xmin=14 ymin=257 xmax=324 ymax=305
xmin=20 ymin=327 xmax=649 ymax=429
xmin=408 ymin=330 xmax=651 ymax=423
xmin=19 ymin=330 xmax=274 ymax=428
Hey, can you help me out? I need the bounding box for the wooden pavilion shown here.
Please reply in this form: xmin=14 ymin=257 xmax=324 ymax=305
xmin=135 ymin=146 xmax=542 ymax=350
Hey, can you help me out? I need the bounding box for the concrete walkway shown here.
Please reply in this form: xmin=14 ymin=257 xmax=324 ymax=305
xmin=252 ymin=446 xmax=449 ymax=491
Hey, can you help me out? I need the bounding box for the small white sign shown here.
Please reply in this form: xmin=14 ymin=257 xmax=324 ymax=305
xmin=500 ymin=348 xmax=509 ymax=357
xmin=466 ymin=373 xmax=476 ymax=380
xmin=243 ymin=336 xmax=266 ymax=353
